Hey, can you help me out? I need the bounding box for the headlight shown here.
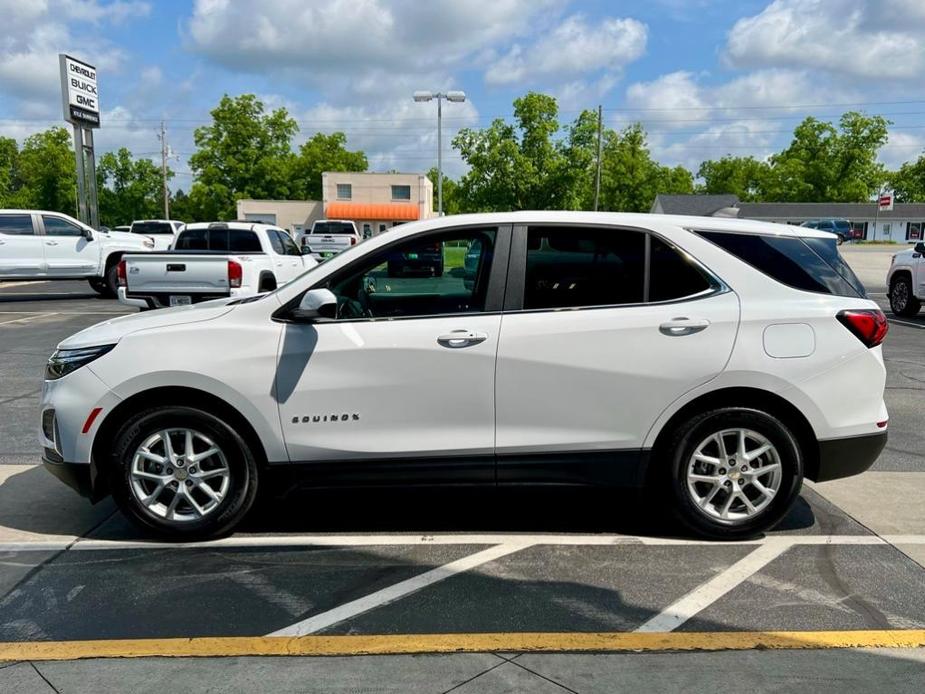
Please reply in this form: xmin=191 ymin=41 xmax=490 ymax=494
xmin=45 ymin=344 xmax=115 ymax=380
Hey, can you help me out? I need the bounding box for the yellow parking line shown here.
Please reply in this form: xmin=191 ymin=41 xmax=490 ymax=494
xmin=2 ymin=630 xmax=925 ymax=661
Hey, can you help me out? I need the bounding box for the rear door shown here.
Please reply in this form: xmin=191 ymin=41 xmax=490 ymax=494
xmin=495 ymin=224 xmax=739 ymax=478
xmin=0 ymin=213 xmax=44 ymax=277
xmin=39 ymin=214 xmax=98 ymax=277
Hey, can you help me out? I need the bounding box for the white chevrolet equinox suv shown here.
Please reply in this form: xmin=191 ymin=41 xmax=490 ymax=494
xmin=40 ymin=212 xmax=888 ymax=540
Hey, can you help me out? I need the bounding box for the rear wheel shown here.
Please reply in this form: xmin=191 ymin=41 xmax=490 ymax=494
xmin=890 ymin=275 xmax=921 ymax=317
xmin=87 ymin=277 xmax=107 ymax=295
xmin=836 ymin=234 xmax=845 ymax=245
xmin=100 ymin=261 xmax=120 ymax=298
xmin=109 ymin=406 xmax=259 ymax=539
xmin=667 ymin=408 xmax=803 ymax=539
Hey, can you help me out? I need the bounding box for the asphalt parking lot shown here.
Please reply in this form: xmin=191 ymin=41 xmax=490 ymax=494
xmin=1 ymin=245 xmax=924 ymax=692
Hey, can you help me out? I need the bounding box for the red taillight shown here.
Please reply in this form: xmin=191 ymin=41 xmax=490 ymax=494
xmin=836 ymin=309 xmax=888 ymax=348
xmin=350 ymin=237 xmax=357 ymax=245
xmin=117 ymin=259 xmax=126 ymax=287
xmin=227 ymin=260 xmax=242 ymax=288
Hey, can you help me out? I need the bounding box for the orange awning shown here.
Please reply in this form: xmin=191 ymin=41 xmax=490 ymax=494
xmin=325 ymin=202 xmax=420 ymax=221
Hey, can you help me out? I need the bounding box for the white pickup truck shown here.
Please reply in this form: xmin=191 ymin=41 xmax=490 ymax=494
xmin=118 ymin=221 xmax=316 ymax=310
xmin=0 ymin=209 xmax=155 ymax=296
xmin=887 ymin=240 xmax=925 ymax=316
xmin=129 ymin=219 xmax=184 ymax=251
xmin=299 ymin=219 xmax=360 ymax=260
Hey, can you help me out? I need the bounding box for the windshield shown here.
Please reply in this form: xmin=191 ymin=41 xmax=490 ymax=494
xmin=312 ymin=222 xmax=355 ymax=235
xmin=131 ymin=222 xmax=175 ymax=235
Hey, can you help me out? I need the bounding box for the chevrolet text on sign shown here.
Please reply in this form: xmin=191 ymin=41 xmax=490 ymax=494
xmin=59 ymin=54 xmax=100 ymax=127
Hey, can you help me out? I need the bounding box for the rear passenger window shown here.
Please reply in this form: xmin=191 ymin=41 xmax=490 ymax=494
xmin=268 ymin=231 xmax=285 ymax=255
xmin=524 ymin=227 xmax=645 ymax=309
xmin=697 ymin=230 xmax=864 ymax=298
xmin=0 ymin=214 xmax=34 ymax=235
xmin=649 ymin=237 xmax=713 ymax=302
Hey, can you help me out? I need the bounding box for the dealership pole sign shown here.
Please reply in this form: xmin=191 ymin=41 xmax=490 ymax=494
xmin=59 ymin=54 xmax=101 ymax=228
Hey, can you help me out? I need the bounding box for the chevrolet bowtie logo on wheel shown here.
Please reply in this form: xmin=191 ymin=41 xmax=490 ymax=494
xmin=292 ymin=414 xmax=361 ymax=424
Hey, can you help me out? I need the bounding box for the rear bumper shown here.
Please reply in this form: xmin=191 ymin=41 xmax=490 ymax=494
xmin=118 ymin=286 xmax=233 ymax=309
xmin=810 ymin=431 xmax=887 ymax=482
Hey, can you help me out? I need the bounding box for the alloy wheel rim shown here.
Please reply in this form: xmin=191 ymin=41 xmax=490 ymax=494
xmin=686 ymin=428 xmax=782 ymax=523
xmin=129 ymin=428 xmax=230 ymax=522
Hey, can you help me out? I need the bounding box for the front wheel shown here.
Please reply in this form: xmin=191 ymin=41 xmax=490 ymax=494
xmin=87 ymin=277 xmax=107 ymax=295
xmin=667 ymin=408 xmax=803 ymax=539
xmin=109 ymin=406 xmax=259 ymax=539
xmin=890 ymin=275 xmax=921 ymax=317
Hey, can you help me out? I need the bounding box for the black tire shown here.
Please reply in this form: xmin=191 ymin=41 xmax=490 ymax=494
xmin=99 ymin=261 xmax=120 ymax=298
xmin=87 ymin=277 xmax=107 ymax=295
xmin=836 ymin=234 xmax=845 ymax=246
xmin=890 ymin=274 xmax=921 ymax=317
xmin=666 ymin=407 xmax=803 ymax=540
xmin=109 ymin=406 xmax=259 ymax=539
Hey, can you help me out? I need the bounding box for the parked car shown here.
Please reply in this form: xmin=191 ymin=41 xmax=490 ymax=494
xmin=387 ymin=238 xmax=444 ymax=277
xmin=887 ymin=240 xmax=925 ymax=316
xmin=117 ymin=221 xmax=316 ymax=310
xmin=0 ymin=209 xmax=154 ymax=296
xmin=800 ymin=218 xmax=857 ymax=245
xmin=41 ymin=211 xmax=887 ymax=540
xmin=299 ymin=219 xmax=359 ymax=260
xmin=129 ymin=219 xmax=184 ymax=251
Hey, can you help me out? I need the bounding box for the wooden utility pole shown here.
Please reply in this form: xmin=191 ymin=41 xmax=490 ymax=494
xmin=593 ymin=104 xmax=603 ymax=211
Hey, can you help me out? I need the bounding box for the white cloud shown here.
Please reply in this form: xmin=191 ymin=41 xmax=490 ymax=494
xmin=298 ymin=97 xmax=480 ymax=178
xmin=724 ymin=0 xmax=925 ymax=80
xmin=880 ymin=130 xmax=925 ymax=169
xmin=625 ymin=71 xmax=708 ymax=127
xmin=187 ymin=0 xmax=560 ymax=96
xmin=485 ymin=15 xmax=646 ymax=86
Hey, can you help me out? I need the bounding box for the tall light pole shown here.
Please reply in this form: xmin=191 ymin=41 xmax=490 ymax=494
xmin=414 ymin=90 xmax=466 ymax=216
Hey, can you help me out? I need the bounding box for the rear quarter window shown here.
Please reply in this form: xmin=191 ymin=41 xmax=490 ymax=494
xmin=697 ymin=230 xmax=865 ymax=298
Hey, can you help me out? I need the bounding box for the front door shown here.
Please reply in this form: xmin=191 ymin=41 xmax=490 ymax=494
xmin=39 ymin=214 xmax=98 ymax=277
xmin=276 ymin=225 xmax=508 ymax=476
xmin=495 ymin=225 xmax=739 ymax=475
xmin=0 ymin=213 xmax=44 ymax=278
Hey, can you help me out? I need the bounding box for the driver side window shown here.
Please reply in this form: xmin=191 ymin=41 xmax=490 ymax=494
xmin=326 ymin=229 xmax=497 ymax=320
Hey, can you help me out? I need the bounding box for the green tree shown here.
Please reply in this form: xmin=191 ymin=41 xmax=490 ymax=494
xmin=598 ymin=124 xmax=693 ymax=212
xmin=6 ymin=127 xmax=76 ymax=213
xmin=453 ymin=92 xmax=576 ymax=211
xmin=187 ymin=94 xmax=298 ymax=220
xmin=889 ymin=154 xmax=925 ymax=202
xmin=0 ymin=136 xmax=18 ymax=205
xmin=762 ymin=112 xmax=889 ymax=202
xmin=426 ymin=167 xmax=461 ymax=215
xmin=169 ymin=188 xmax=195 ymax=222
xmin=290 ymin=132 xmax=367 ymax=200
xmin=96 ymin=148 xmax=170 ymax=226
xmin=696 ymin=156 xmax=769 ymax=201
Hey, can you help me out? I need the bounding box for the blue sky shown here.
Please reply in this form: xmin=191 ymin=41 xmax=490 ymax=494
xmin=2 ymin=0 xmax=925 ymax=189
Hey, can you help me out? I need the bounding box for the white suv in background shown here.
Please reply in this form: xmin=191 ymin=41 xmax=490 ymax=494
xmin=129 ymin=219 xmax=185 ymax=251
xmin=887 ymin=240 xmax=925 ymax=317
xmin=0 ymin=210 xmax=154 ymax=296
xmin=40 ymin=212 xmax=887 ymax=540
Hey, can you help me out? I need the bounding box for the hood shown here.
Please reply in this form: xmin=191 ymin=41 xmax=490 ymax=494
xmin=58 ymin=298 xmax=238 ymax=349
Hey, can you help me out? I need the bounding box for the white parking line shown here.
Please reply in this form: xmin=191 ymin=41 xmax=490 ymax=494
xmin=888 ymin=317 xmax=925 ymax=329
xmin=266 ymin=541 xmax=534 ymax=636
xmin=634 ymin=541 xmax=791 ymax=633
xmin=0 ymin=313 xmax=55 ymax=325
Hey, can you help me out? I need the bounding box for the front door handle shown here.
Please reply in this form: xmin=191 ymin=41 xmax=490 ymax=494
xmin=659 ymin=317 xmax=710 ymax=336
xmin=45 ymin=241 xmax=59 ymax=246
xmin=437 ymin=330 xmax=488 ymax=348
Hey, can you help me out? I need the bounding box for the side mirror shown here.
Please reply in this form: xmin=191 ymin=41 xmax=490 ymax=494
xmin=83 ymin=228 xmax=94 ymax=241
xmin=291 ymin=288 xmax=337 ymax=321
xmin=915 ymin=242 xmax=925 ymax=255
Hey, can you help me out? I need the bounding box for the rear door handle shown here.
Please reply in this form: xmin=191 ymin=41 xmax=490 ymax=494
xmin=437 ymin=330 xmax=488 ymax=348
xmin=45 ymin=241 xmax=59 ymax=246
xmin=659 ymin=317 xmax=710 ymax=336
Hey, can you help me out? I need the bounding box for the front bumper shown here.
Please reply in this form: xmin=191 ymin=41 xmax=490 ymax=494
xmin=42 ymin=457 xmax=101 ymax=500
xmin=811 ymin=431 xmax=888 ymax=482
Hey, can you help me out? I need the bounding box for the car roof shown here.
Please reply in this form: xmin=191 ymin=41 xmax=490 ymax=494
xmin=379 ymin=211 xmax=837 ymax=240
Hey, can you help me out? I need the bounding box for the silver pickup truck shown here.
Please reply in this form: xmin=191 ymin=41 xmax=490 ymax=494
xmin=299 ymin=219 xmax=360 ymax=260
xmin=118 ymin=221 xmax=315 ymax=309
